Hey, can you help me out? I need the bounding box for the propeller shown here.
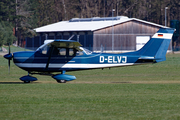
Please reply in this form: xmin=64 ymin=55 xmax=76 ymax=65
xmin=4 ymin=44 xmax=13 ymax=73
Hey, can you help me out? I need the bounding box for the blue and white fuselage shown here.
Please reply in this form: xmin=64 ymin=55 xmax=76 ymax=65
xmin=4 ymin=28 xmax=175 ymax=83
xmin=13 ymin=49 xmax=139 ymax=72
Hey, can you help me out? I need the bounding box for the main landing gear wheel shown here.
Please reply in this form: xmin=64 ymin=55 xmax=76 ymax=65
xmin=24 ymin=81 xmax=31 ymax=83
xmin=56 ymin=80 xmax=66 ymax=83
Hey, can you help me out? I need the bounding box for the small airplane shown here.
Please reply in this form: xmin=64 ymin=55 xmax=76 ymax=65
xmin=4 ymin=28 xmax=175 ymax=83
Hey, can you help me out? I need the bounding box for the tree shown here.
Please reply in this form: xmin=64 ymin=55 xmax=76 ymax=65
xmin=1 ymin=0 xmax=180 ymax=48
xmin=15 ymin=0 xmax=37 ymax=46
xmin=0 ymin=21 xmax=16 ymax=47
xmin=0 ymin=23 xmax=5 ymax=47
xmin=0 ymin=0 xmax=17 ymax=47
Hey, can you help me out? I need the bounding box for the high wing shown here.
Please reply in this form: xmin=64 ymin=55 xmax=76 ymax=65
xmin=45 ymin=39 xmax=82 ymax=51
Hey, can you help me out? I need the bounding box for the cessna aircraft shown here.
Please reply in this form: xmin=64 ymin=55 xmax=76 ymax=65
xmin=4 ymin=28 xmax=175 ymax=83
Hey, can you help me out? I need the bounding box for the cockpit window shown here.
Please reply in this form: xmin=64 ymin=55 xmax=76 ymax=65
xmin=51 ymin=48 xmax=67 ymax=56
xmin=76 ymin=51 xmax=84 ymax=56
xmin=37 ymin=43 xmax=91 ymax=56
xmin=69 ymin=48 xmax=76 ymax=56
xmin=36 ymin=42 xmax=52 ymax=55
xmin=79 ymin=47 xmax=92 ymax=55
xmin=84 ymin=48 xmax=92 ymax=54
xmin=37 ymin=44 xmax=51 ymax=55
xmin=59 ymin=48 xmax=66 ymax=56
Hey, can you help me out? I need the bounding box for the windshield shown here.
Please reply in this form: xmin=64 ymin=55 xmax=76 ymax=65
xmin=36 ymin=43 xmax=52 ymax=55
xmin=36 ymin=41 xmax=51 ymax=51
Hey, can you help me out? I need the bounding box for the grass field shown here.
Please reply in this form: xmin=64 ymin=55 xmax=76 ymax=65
xmin=1 ymin=53 xmax=180 ymax=119
xmin=1 ymin=45 xmax=29 ymax=53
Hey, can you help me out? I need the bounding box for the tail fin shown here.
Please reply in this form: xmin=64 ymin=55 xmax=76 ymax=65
xmin=129 ymin=28 xmax=175 ymax=62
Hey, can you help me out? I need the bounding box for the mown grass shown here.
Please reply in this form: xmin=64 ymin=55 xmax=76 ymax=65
xmin=1 ymin=53 xmax=180 ymax=119
xmin=1 ymin=45 xmax=31 ymax=53
xmin=1 ymin=84 xmax=180 ymax=120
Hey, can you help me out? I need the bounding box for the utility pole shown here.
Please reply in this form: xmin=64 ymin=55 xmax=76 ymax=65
xmin=165 ymin=7 xmax=168 ymax=27
xmin=104 ymin=0 xmax=105 ymax=17
xmin=15 ymin=0 xmax=18 ymax=46
xmin=112 ymin=9 xmax=115 ymax=52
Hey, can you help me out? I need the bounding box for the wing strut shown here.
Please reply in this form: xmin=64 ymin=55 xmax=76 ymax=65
xmin=45 ymin=46 xmax=54 ymax=70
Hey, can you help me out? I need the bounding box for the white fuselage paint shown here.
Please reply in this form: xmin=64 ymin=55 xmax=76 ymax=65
xmin=15 ymin=63 xmax=135 ymax=69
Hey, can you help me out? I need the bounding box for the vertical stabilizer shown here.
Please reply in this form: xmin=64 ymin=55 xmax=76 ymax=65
xmin=130 ymin=28 xmax=175 ymax=62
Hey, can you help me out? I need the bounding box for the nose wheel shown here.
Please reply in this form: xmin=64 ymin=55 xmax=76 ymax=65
xmin=20 ymin=74 xmax=38 ymax=83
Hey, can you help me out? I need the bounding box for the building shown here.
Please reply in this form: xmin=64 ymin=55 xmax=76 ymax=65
xmin=30 ymin=16 xmax=170 ymax=52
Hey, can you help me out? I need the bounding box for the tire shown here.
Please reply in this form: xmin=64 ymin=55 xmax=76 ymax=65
xmin=56 ymin=80 xmax=66 ymax=83
xmin=24 ymin=81 xmax=30 ymax=83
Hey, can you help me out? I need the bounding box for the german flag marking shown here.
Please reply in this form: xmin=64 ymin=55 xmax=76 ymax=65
xmin=158 ymin=34 xmax=163 ymax=37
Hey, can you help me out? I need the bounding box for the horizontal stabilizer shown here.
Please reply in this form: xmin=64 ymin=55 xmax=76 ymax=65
xmin=138 ymin=56 xmax=155 ymax=60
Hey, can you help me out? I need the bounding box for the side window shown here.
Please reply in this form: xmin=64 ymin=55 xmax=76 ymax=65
xmin=76 ymin=51 xmax=84 ymax=56
xmin=59 ymin=48 xmax=66 ymax=56
xmin=69 ymin=48 xmax=76 ymax=56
